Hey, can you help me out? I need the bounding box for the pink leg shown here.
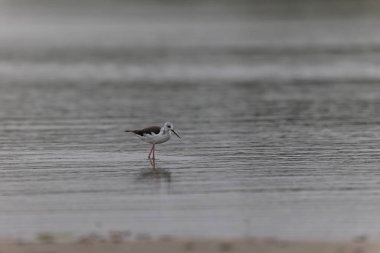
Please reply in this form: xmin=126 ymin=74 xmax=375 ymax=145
xmin=152 ymin=157 xmax=156 ymax=170
xmin=149 ymin=157 xmax=156 ymax=170
xmin=148 ymin=144 xmax=156 ymax=170
xmin=152 ymin=144 xmax=156 ymax=169
xmin=148 ymin=145 xmax=154 ymax=159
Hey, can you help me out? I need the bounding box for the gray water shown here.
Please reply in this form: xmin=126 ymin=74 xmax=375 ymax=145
xmin=1 ymin=0 xmax=380 ymax=240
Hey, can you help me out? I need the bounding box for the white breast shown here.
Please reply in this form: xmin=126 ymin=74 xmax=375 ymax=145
xmin=139 ymin=132 xmax=170 ymax=144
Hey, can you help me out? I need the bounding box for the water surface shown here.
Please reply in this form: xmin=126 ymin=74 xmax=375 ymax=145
xmin=1 ymin=0 xmax=380 ymax=240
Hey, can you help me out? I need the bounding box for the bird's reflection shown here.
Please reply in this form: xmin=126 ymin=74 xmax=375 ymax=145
xmin=136 ymin=165 xmax=172 ymax=184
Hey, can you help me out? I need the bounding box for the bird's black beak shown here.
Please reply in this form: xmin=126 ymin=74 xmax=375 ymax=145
xmin=171 ymin=129 xmax=181 ymax=138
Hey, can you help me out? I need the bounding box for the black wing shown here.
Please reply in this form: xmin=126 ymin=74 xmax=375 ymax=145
xmin=126 ymin=126 xmax=161 ymax=136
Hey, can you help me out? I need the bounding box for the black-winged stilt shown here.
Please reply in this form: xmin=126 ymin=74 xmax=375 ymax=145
xmin=125 ymin=122 xmax=180 ymax=169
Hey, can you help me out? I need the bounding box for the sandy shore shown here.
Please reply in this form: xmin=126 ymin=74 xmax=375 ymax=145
xmin=0 ymin=234 xmax=378 ymax=253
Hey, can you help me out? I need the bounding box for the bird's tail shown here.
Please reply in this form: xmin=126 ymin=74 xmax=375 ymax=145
xmin=125 ymin=129 xmax=135 ymax=133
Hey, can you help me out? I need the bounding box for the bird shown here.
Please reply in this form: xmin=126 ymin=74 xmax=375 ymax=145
xmin=125 ymin=122 xmax=181 ymax=168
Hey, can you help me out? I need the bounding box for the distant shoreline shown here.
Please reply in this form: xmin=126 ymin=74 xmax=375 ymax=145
xmin=1 ymin=233 xmax=379 ymax=253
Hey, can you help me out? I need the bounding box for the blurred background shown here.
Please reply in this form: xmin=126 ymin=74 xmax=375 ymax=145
xmin=1 ymin=0 xmax=380 ymax=83
xmin=1 ymin=0 xmax=380 ymax=241
xmin=0 ymin=0 xmax=380 ymax=84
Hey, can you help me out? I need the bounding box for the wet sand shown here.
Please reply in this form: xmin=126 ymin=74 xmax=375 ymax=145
xmin=1 ymin=235 xmax=378 ymax=253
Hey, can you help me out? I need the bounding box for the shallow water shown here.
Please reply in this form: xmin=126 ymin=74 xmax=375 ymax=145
xmin=1 ymin=0 xmax=380 ymax=240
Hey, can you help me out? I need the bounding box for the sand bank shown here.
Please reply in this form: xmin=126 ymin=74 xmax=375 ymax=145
xmin=0 ymin=234 xmax=378 ymax=253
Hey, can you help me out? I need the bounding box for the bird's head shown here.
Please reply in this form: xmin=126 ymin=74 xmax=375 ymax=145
xmin=164 ymin=122 xmax=181 ymax=138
